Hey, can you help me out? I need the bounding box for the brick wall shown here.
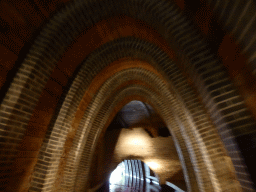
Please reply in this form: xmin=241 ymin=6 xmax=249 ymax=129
xmin=0 ymin=0 xmax=256 ymax=191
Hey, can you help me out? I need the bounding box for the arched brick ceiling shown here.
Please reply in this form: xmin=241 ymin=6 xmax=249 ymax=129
xmin=1 ymin=0 xmax=256 ymax=191
xmin=26 ymin=39 xmax=207 ymax=191
xmin=23 ymin=35 xmax=239 ymax=191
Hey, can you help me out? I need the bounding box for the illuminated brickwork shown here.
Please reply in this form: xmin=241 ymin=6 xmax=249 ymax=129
xmin=0 ymin=0 xmax=256 ymax=191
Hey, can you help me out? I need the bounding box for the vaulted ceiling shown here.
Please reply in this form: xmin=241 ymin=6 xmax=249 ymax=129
xmin=1 ymin=0 xmax=256 ymax=191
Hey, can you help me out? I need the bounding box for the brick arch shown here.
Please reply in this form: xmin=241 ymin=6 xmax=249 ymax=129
xmin=67 ymin=70 xmax=237 ymax=192
xmin=58 ymin=69 xmax=200 ymax=192
xmin=1 ymin=35 xmax=243 ymax=190
xmin=15 ymin=35 xmax=238 ymax=192
xmin=2 ymin=13 xmax=181 ymax=192
xmin=0 ymin=0 xmax=255 ymax=191
xmin=38 ymin=59 xmax=238 ymax=192
xmin=2 ymin=17 xmax=178 ymax=190
xmin=24 ymin=51 xmax=201 ymax=191
xmin=29 ymin=64 xmax=169 ymax=191
xmin=72 ymin=82 xmax=201 ymax=192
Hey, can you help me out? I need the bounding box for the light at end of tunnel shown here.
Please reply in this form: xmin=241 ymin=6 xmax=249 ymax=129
xmin=109 ymin=163 xmax=125 ymax=184
xmin=146 ymin=162 xmax=159 ymax=169
xmin=131 ymin=138 xmax=141 ymax=145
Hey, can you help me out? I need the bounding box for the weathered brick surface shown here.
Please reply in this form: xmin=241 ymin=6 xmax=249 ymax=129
xmin=0 ymin=0 xmax=256 ymax=191
xmin=59 ymin=57 xmax=236 ymax=192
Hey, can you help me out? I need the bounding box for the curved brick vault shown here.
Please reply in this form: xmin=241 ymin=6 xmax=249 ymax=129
xmin=1 ymin=0 xmax=256 ymax=192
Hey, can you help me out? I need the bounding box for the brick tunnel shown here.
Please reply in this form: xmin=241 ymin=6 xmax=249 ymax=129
xmin=1 ymin=0 xmax=256 ymax=191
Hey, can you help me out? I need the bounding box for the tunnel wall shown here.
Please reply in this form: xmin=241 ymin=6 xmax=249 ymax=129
xmin=0 ymin=0 xmax=256 ymax=191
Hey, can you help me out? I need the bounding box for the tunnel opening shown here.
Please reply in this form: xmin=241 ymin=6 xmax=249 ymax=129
xmin=92 ymin=101 xmax=187 ymax=191
xmin=0 ymin=0 xmax=256 ymax=190
xmin=108 ymin=160 xmax=161 ymax=192
xmin=108 ymin=100 xmax=169 ymax=137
